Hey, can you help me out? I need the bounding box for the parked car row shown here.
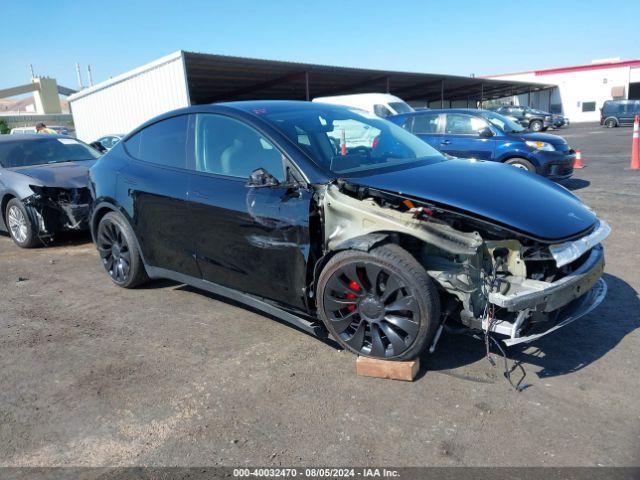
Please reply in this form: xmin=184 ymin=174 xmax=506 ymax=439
xmin=388 ymin=108 xmax=575 ymax=179
xmin=0 ymin=100 xmax=609 ymax=364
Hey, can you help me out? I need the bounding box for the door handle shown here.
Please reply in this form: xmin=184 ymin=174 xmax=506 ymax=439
xmin=122 ymin=176 xmax=138 ymax=186
xmin=440 ymin=140 xmax=451 ymax=145
xmin=190 ymin=190 xmax=210 ymax=200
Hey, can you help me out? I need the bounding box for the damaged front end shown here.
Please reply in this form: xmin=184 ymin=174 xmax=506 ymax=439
xmin=319 ymin=181 xmax=610 ymax=347
xmin=24 ymin=185 xmax=92 ymax=241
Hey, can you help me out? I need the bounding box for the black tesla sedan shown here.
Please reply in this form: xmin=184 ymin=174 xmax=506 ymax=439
xmin=0 ymin=134 xmax=101 ymax=248
xmin=88 ymin=101 xmax=609 ymax=360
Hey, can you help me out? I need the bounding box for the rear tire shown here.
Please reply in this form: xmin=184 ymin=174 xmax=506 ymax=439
xmin=317 ymin=243 xmax=440 ymax=360
xmin=605 ymin=118 xmax=618 ymax=128
xmin=505 ymin=158 xmax=536 ymax=172
xmin=96 ymin=212 xmax=148 ymax=288
xmin=529 ymin=120 xmax=543 ymax=132
xmin=5 ymin=199 xmax=40 ymax=248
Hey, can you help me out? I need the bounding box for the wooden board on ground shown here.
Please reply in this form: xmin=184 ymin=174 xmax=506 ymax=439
xmin=356 ymin=356 xmax=419 ymax=381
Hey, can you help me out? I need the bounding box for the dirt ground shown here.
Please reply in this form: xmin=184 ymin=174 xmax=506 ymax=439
xmin=1 ymin=123 xmax=639 ymax=467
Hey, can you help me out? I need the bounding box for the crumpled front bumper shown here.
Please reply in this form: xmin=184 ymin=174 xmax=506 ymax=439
xmin=24 ymin=188 xmax=92 ymax=236
xmin=502 ymin=278 xmax=607 ymax=346
xmin=486 ymin=245 xmax=607 ymax=346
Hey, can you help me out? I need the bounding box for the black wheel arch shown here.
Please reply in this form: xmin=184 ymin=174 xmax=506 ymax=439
xmin=604 ymin=116 xmax=619 ymax=127
xmin=91 ymin=201 xmax=148 ymax=266
xmin=310 ymin=231 xmax=446 ymax=309
xmin=91 ymin=201 xmax=129 ymax=240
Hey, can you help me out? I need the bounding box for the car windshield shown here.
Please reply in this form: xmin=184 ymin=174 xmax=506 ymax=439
xmin=0 ymin=137 xmax=101 ymax=168
xmin=480 ymin=110 xmax=526 ymax=133
xmin=257 ymin=104 xmax=445 ymax=175
xmin=388 ymin=101 xmax=414 ymax=114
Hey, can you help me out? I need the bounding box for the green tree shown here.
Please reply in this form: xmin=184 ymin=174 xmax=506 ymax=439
xmin=0 ymin=120 xmax=9 ymax=135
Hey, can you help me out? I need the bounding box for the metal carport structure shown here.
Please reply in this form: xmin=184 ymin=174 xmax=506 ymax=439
xmin=183 ymin=51 xmax=554 ymax=105
xmin=69 ymin=50 xmax=554 ymax=141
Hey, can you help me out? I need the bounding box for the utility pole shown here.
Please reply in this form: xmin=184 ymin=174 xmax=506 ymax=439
xmin=75 ymin=63 xmax=84 ymax=89
xmin=87 ymin=65 xmax=94 ymax=87
xmin=29 ymin=64 xmax=35 ymax=79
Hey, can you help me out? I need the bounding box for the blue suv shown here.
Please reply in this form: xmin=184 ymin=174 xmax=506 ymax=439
xmin=388 ymin=109 xmax=575 ymax=180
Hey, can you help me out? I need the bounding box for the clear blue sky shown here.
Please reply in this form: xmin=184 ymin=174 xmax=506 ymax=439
xmin=2 ymin=0 xmax=639 ymax=90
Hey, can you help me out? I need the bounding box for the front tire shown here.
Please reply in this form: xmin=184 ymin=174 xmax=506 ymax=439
xmin=505 ymin=157 xmax=536 ymax=172
xmin=317 ymin=243 xmax=440 ymax=360
xmin=529 ymin=120 xmax=543 ymax=132
xmin=5 ymin=199 xmax=40 ymax=248
xmin=96 ymin=212 xmax=148 ymax=288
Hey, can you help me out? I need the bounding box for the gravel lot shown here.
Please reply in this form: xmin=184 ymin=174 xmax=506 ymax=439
xmin=1 ymin=122 xmax=638 ymax=467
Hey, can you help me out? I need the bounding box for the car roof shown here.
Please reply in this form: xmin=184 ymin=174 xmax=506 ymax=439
xmin=134 ymin=100 xmax=363 ymax=130
xmin=218 ymin=99 xmax=337 ymax=112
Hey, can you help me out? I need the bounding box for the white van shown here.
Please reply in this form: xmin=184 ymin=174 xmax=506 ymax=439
xmin=312 ymin=93 xmax=414 ymax=118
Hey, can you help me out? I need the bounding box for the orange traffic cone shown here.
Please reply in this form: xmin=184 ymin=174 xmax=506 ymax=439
xmin=574 ymin=149 xmax=585 ymax=169
xmin=631 ymin=115 xmax=640 ymax=170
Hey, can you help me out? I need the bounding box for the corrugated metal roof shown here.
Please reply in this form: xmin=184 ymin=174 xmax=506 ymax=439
xmin=69 ymin=50 xmax=554 ymax=106
xmin=183 ymin=51 xmax=554 ymax=104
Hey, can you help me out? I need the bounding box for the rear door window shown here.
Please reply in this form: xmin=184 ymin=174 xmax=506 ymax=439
xmin=444 ymin=114 xmax=488 ymax=135
xmin=125 ymin=115 xmax=188 ymax=169
xmin=412 ymin=113 xmax=441 ymax=134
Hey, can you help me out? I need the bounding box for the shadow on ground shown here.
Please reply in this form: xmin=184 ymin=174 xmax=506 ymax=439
xmin=175 ymin=284 xmax=342 ymax=351
xmin=137 ymin=271 xmax=638 ymax=387
xmin=560 ymin=178 xmax=591 ymax=191
xmin=0 ymin=230 xmax=92 ymax=247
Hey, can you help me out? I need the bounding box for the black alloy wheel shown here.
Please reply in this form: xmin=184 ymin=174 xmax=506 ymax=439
xmin=318 ymin=244 xmax=439 ymax=360
xmin=96 ymin=212 xmax=148 ymax=288
xmin=98 ymin=218 xmax=131 ymax=283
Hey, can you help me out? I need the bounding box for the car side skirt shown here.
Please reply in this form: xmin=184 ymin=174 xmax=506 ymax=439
xmin=144 ymin=266 xmax=327 ymax=338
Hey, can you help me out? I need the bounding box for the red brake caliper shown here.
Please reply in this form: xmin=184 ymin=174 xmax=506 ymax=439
xmin=346 ymin=280 xmax=360 ymax=312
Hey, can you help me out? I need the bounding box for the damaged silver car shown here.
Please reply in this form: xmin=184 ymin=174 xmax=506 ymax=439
xmin=0 ymin=134 xmax=100 ymax=248
xmin=89 ymin=101 xmax=610 ymax=361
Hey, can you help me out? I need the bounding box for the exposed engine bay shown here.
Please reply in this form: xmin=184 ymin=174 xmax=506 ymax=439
xmin=317 ymin=180 xmax=609 ymax=348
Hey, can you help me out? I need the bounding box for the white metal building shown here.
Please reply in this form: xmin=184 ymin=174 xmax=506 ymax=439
xmin=68 ymin=50 xmax=548 ymax=142
xmin=486 ymin=58 xmax=640 ymax=123
xmin=68 ymin=52 xmax=190 ymax=142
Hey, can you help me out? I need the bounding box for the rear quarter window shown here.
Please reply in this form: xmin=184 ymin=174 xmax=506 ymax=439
xmin=125 ymin=115 xmax=188 ymax=169
xmin=412 ymin=114 xmax=440 ymax=134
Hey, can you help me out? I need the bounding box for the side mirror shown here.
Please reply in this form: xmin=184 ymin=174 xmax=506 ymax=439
xmin=478 ymin=126 xmax=494 ymax=138
xmin=247 ymin=168 xmax=281 ymax=188
xmin=90 ymin=141 xmax=107 ymax=153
